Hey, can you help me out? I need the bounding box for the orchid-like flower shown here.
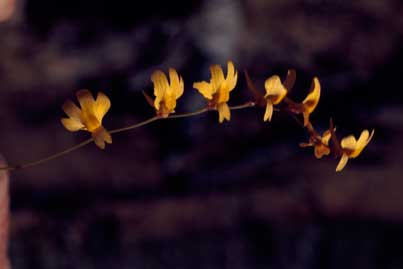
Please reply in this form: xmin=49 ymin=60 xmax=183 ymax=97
xmin=263 ymin=75 xmax=288 ymax=122
xmin=146 ymin=68 xmax=184 ymax=118
xmin=300 ymin=129 xmax=332 ymax=158
xmin=335 ymin=129 xmax=375 ymax=172
xmin=193 ymin=61 xmax=238 ymax=123
xmin=300 ymin=77 xmax=321 ymax=127
xmin=61 ymin=89 xmax=112 ymax=149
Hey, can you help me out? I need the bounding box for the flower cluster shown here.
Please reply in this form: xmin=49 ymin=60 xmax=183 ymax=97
xmin=4 ymin=60 xmax=372 ymax=173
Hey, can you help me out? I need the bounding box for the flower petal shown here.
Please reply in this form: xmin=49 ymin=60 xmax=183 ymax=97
xmin=302 ymin=77 xmax=321 ymax=114
xmin=264 ymin=75 xmax=287 ymax=104
xmin=225 ymin=61 xmax=238 ymax=92
xmin=76 ymin=89 xmax=95 ymax=112
xmin=92 ymin=126 xmax=112 ymax=150
xmin=193 ymin=81 xmax=213 ymax=100
xmin=350 ymin=129 xmax=374 ymax=158
xmin=151 ymin=70 xmax=169 ymax=110
xmin=61 ymin=118 xmax=85 ymax=132
xmin=336 ymin=153 xmax=349 ymax=172
xmin=210 ymin=64 xmax=225 ymax=93
xmin=62 ymin=99 xmax=81 ymax=119
xmin=217 ymin=102 xmax=230 ymax=123
xmin=169 ymin=68 xmax=184 ymax=98
xmin=263 ymin=100 xmax=274 ymax=122
xmin=341 ymin=135 xmax=357 ymax=151
xmin=314 ymin=144 xmax=330 ymax=159
xmin=322 ymin=130 xmax=332 ymax=145
xmin=93 ymin=92 xmax=111 ymax=123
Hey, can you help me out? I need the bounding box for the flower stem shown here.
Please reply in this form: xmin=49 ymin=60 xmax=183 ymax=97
xmin=0 ymin=102 xmax=255 ymax=171
xmin=1 ymin=138 xmax=94 ymax=171
xmin=109 ymin=116 xmax=159 ymax=134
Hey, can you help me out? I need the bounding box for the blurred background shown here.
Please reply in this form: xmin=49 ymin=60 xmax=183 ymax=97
xmin=1 ymin=0 xmax=403 ymax=268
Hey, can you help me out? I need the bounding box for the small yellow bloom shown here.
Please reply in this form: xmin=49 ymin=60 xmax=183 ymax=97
xmin=300 ymin=129 xmax=332 ymax=159
xmin=301 ymin=77 xmax=321 ymax=126
xmin=193 ymin=61 xmax=238 ymax=123
xmin=151 ymin=68 xmax=184 ymax=118
xmin=335 ymin=129 xmax=375 ymax=172
xmin=263 ymin=75 xmax=288 ymax=122
xmin=61 ymin=89 xmax=112 ymax=149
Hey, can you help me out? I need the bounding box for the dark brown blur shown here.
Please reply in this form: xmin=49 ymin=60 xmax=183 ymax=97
xmin=1 ymin=0 xmax=403 ymax=268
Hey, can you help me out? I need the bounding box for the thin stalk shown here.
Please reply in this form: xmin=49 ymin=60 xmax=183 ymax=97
xmin=0 ymin=102 xmax=256 ymax=172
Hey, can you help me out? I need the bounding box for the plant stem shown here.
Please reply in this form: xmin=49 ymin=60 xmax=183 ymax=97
xmin=0 ymin=102 xmax=255 ymax=171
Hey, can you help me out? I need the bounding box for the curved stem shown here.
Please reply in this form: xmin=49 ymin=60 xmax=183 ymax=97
xmin=1 ymin=138 xmax=94 ymax=171
xmin=109 ymin=116 xmax=159 ymax=134
xmin=0 ymin=102 xmax=256 ymax=172
xmin=229 ymin=102 xmax=255 ymax=110
xmin=166 ymin=108 xmax=209 ymax=119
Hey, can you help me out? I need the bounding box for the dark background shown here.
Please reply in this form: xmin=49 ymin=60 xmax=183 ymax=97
xmin=1 ymin=0 xmax=403 ymax=268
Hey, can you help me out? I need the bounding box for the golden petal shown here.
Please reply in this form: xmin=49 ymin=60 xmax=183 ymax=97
xmin=350 ymin=129 xmax=374 ymax=158
xmin=302 ymin=77 xmax=321 ymax=114
xmin=193 ymin=81 xmax=213 ymax=100
xmin=93 ymin=92 xmax=111 ymax=123
xmin=169 ymin=68 xmax=184 ymax=98
xmin=61 ymin=118 xmax=85 ymax=132
xmin=264 ymin=76 xmax=287 ymax=104
xmin=76 ymin=89 xmax=95 ymax=112
xmin=314 ymin=144 xmax=330 ymax=159
xmin=92 ymin=126 xmax=112 ymax=150
xmin=62 ymin=99 xmax=81 ymax=119
xmin=217 ymin=102 xmax=230 ymax=123
xmin=263 ymin=100 xmax=274 ymax=122
xmin=217 ymin=87 xmax=230 ymax=104
xmin=226 ymin=61 xmax=238 ymax=92
xmin=322 ymin=130 xmax=332 ymax=145
xmin=210 ymin=64 xmax=225 ymax=92
xmin=341 ymin=135 xmax=357 ymax=151
xmin=336 ymin=153 xmax=349 ymax=172
xmin=151 ymin=70 xmax=169 ymax=110
xmin=163 ymin=93 xmax=177 ymax=113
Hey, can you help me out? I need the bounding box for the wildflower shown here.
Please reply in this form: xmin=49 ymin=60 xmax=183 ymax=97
xmin=193 ymin=61 xmax=238 ymax=123
xmin=287 ymin=77 xmax=321 ymax=127
xmin=61 ymin=89 xmax=112 ymax=149
xmin=300 ymin=129 xmax=332 ymax=158
xmin=263 ymin=75 xmax=288 ymax=122
xmin=335 ymin=129 xmax=375 ymax=172
xmin=145 ymin=68 xmax=184 ymax=118
xmin=301 ymin=77 xmax=321 ymax=126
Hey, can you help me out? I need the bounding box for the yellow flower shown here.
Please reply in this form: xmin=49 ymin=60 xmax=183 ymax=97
xmin=263 ymin=75 xmax=288 ymax=122
xmin=193 ymin=61 xmax=238 ymax=123
xmin=335 ymin=129 xmax=375 ymax=172
xmin=300 ymin=129 xmax=332 ymax=158
xmin=151 ymin=68 xmax=184 ymax=118
xmin=301 ymin=77 xmax=321 ymax=126
xmin=61 ymin=89 xmax=112 ymax=149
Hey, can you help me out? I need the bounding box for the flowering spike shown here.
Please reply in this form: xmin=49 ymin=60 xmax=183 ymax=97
xmin=193 ymin=61 xmax=238 ymax=123
xmin=61 ymin=89 xmax=112 ymax=149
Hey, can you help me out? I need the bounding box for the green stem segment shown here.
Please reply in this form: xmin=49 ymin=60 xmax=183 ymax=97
xmin=0 ymin=102 xmax=256 ymax=172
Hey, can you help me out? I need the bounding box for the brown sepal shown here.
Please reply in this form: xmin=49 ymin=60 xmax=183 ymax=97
xmin=142 ymin=91 xmax=155 ymax=108
xmin=244 ymin=69 xmax=266 ymax=107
